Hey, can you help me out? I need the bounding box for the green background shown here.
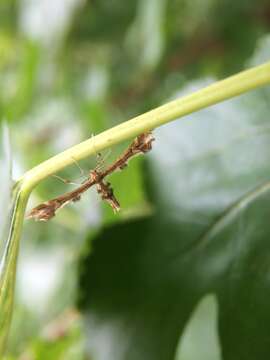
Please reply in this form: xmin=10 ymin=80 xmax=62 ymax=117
xmin=1 ymin=0 xmax=270 ymax=358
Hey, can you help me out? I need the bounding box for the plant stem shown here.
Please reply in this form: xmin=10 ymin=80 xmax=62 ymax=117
xmin=20 ymin=60 xmax=270 ymax=193
xmin=0 ymin=60 xmax=270 ymax=355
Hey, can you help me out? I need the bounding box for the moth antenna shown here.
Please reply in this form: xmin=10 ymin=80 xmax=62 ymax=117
xmin=70 ymin=156 xmax=86 ymax=178
xmin=52 ymin=174 xmax=80 ymax=186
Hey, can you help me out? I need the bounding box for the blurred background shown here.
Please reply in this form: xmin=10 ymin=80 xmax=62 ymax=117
xmin=1 ymin=0 xmax=270 ymax=359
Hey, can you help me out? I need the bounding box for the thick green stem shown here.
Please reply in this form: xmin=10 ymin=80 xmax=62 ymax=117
xmin=0 ymin=60 xmax=270 ymax=355
xmin=20 ymin=61 xmax=270 ymax=192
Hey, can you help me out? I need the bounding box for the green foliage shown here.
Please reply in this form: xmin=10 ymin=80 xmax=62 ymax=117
xmin=1 ymin=0 xmax=270 ymax=359
xmin=78 ymin=79 xmax=270 ymax=359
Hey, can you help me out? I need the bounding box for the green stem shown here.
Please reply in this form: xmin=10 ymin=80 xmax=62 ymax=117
xmin=0 ymin=60 xmax=270 ymax=355
xmin=20 ymin=61 xmax=270 ymax=192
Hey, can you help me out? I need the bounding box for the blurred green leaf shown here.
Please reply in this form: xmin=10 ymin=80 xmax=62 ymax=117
xmin=69 ymin=0 xmax=137 ymax=41
xmin=28 ymin=317 xmax=84 ymax=360
xmin=4 ymin=41 xmax=39 ymax=121
xmin=7 ymin=309 xmax=84 ymax=360
xmin=78 ymin=66 xmax=270 ymax=359
xmin=102 ymin=156 xmax=148 ymax=224
xmin=125 ymin=0 xmax=167 ymax=71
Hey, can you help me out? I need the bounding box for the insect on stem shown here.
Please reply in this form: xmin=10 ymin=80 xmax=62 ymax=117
xmin=27 ymin=131 xmax=155 ymax=221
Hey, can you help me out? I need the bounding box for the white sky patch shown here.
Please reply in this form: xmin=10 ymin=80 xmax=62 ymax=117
xmin=17 ymin=248 xmax=66 ymax=314
xmin=19 ymin=0 xmax=83 ymax=48
xmin=81 ymin=65 xmax=109 ymax=101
